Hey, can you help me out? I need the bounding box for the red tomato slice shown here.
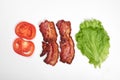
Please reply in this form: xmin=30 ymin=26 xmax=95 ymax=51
xmin=13 ymin=38 xmax=35 ymax=57
xmin=15 ymin=21 xmax=36 ymax=40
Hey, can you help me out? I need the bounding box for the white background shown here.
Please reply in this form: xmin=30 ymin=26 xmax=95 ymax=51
xmin=0 ymin=0 xmax=120 ymax=80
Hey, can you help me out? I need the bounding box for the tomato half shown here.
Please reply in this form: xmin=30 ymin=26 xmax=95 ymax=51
xmin=15 ymin=21 xmax=36 ymax=40
xmin=13 ymin=38 xmax=35 ymax=57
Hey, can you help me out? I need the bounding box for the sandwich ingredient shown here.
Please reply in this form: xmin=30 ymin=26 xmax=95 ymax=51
xmin=75 ymin=19 xmax=110 ymax=68
xmin=56 ymin=20 xmax=75 ymax=64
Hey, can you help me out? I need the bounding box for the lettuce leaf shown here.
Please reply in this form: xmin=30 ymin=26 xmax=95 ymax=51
xmin=75 ymin=19 xmax=110 ymax=68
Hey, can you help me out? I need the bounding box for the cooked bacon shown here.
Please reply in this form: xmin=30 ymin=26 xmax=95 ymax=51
xmin=39 ymin=20 xmax=59 ymax=66
xmin=39 ymin=20 xmax=57 ymax=42
xmin=56 ymin=20 xmax=75 ymax=64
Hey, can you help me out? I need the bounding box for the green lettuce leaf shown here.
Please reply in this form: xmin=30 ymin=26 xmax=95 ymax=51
xmin=75 ymin=19 xmax=110 ymax=68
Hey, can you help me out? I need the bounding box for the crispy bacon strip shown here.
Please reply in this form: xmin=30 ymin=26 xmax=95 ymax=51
xmin=56 ymin=20 xmax=75 ymax=64
xmin=39 ymin=20 xmax=59 ymax=66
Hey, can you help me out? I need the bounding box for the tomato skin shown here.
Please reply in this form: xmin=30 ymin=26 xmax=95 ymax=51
xmin=15 ymin=22 xmax=36 ymax=40
xmin=13 ymin=38 xmax=35 ymax=57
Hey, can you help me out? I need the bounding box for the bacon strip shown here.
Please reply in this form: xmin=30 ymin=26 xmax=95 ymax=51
xmin=56 ymin=20 xmax=75 ymax=64
xmin=39 ymin=20 xmax=59 ymax=66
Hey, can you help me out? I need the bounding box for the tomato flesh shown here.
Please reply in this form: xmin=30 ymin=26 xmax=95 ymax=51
xmin=15 ymin=22 xmax=36 ymax=40
xmin=13 ymin=38 xmax=35 ymax=57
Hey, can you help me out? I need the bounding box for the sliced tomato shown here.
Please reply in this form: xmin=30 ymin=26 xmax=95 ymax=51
xmin=13 ymin=38 xmax=35 ymax=57
xmin=15 ymin=21 xmax=36 ymax=40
